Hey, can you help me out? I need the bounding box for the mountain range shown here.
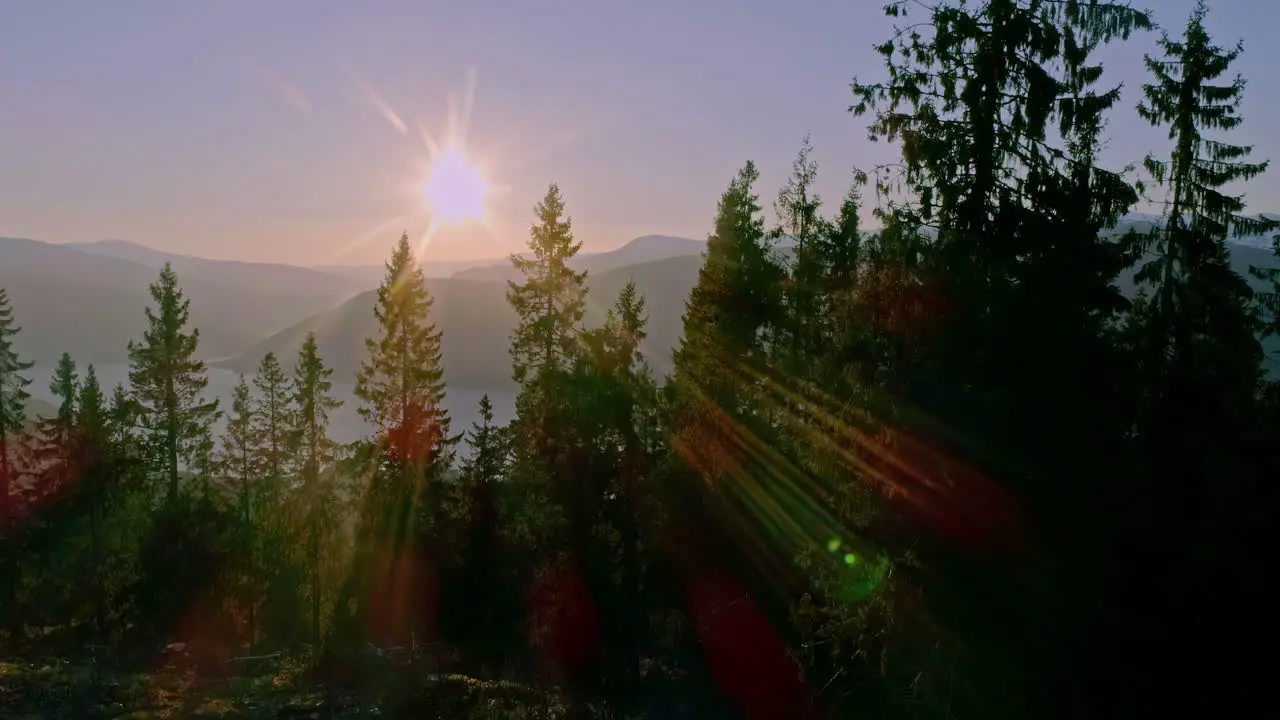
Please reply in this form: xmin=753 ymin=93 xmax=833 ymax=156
xmin=4 ymin=215 xmax=1278 ymax=395
xmin=0 ymin=233 xmax=708 ymax=375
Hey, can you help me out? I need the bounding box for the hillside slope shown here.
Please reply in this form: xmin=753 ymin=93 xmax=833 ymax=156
xmin=451 ymin=234 xmax=704 ymax=283
xmin=214 ymin=254 xmax=703 ymax=389
xmin=1 ymin=238 xmax=364 ymax=366
xmin=217 ymin=231 xmax=1280 ymax=391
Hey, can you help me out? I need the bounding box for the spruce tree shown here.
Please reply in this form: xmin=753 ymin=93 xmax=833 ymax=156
xmin=670 ymin=161 xmax=782 ymax=478
xmin=773 ymin=136 xmax=826 ymax=375
xmin=355 ymin=233 xmax=455 ymax=476
xmin=453 ymin=394 xmax=507 ymax=671
xmin=75 ymin=365 xmax=111 ymax=639
xmin=850 ymin=6 xmax=1154 ymax=714
xmin=666 ymin=162 xmax=799 ymax=692
xmin=127 ymin=263 xmax=220 ymax=501
xmin=1128 ymin=4 xmax=1273 ymax=708
xmin=508 ymin=182 xmax=588 ymax=438
xmin=460 ymin=394 xmax=507 ymax=500
xmin=0 ymin=288 xmax=33 ymax=645
xmin=34 ymin=353 xmax=79 ymax=492
xmin=1134 ymin=0 xmax=1273 ymax=413
xmin=107 ymin=383 xmax=137 ymax=450
xmin=353 ymin=234 xmax=456 ymax=647
xmin=293 ymin=331 xmax=341 ymax=644
xmin=252 ymin=351 xmax=292 ymax=481
xmin=217 ymin=376 xmax=258 ymax=522
xmin=505 ymin=183 xmax=590 ymax=545
xmin=0 ymin=288 xmax=33 ymax=535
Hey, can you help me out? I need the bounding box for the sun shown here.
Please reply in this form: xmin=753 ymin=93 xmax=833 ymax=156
xmin=423 ymin=145 xmax=489 ymax=226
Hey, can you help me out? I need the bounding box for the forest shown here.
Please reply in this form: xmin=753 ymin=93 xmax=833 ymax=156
xmin=0 ymin=1 xmax=1275 ymax=718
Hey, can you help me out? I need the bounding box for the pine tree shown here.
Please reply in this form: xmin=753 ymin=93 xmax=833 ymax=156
xmin=508 ymin=183 xmax=588 ymax=405
xmin=355 ymin=233 xmax=455 ymax=475
xmin=76 ymin=366 xmax=108 ymax=464
xmin=584 ymin=281 xmax=660 ymax=697
xmin=460 ymin=395 xmax=507 ymax=498
xmin=1127 ymin=4 xmax=1273 ymax=708
xmin=665 ymin=162 xmax=804 ymax=700
xmin=217 ymin=376 xmax=258 ymax=521
xmin=503 ymin=184 xmax=590 ymax=544
xmin=849 ymin=2 xmax=1155 ymax=716
xmin=452 ymin=394 xmax=507 ymax=671
xmin=353 ymin=234 xmax=456 ymax=647
xmin=127 ymin=263 xmax=220 ymax=501
xmin=670 ymin=161 xmax=783 ymax=479
xmin=34 ymin=353 xmax=79 ymax=493
xmin=0 ymin=288 xmax=33 ymax=644
xmin=773 ymin=136 xmax=826 ymax=374
xmin=75 ymin=365 xmax=112 ymax=639
xmin=252 ymin=352 xmax=292 ymax=481
xmin=1134 ymin=0 xmax=1273 ymax=412
xmin=293 ymin=331 xmax=342 ymax=644
xmin=107 ymin=383 xmax=137 ymax=450
xmin=0 ymin=288 xmax=33 ymax=536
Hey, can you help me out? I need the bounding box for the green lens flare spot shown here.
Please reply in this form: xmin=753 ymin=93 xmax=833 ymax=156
xmin=827 ymin=538 xmax=842 ymax=553
xmin=843 ymin=553 xmax=858 ymax=566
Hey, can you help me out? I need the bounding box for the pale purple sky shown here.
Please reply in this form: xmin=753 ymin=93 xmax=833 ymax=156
xmin=1 ymin=0 xmax=1276 ymax=265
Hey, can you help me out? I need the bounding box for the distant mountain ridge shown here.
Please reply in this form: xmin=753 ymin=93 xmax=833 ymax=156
xmin=216 ymin=213 xmax=1280 ymax=391
xmin=7 ymin=213 xmax=1277 ymax=376
xmin=1 ymin=237 xmax=364 ymax=366
xmin=448 ymin=234 xmax=705 ymax=283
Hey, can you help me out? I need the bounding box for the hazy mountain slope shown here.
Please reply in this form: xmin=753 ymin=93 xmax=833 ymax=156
xmin=1 ymin=238 xmax=361 ymax=366
xmin=451 ymin=234 xmax=704 ymax=283
xmin=65 ymin=238 xmax=368 ymax=313
xmin=214 ymin=254 xmax=704 ymax=388
xmin=0 ymin=237 xmax=252 ymax=365
xmin=219 ymin=224 xmax=1280 ymax=391
xmin=213 ymin=277 xmax=520 ymax=391
xmin=21 ymin=396 xmax=58 ymax=426
xmin=318 ymin=257 xmax=504 ymax=284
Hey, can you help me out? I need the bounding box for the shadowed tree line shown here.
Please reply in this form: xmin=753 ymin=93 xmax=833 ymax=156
xmin=1 ymin=2 xmax=1276 ymax=717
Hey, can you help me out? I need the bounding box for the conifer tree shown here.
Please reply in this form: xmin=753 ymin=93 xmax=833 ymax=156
xmin=355 ymin=233 xmax=455 ymax=477
xmin=1127 ymin=5 xmax=1273 ymax=708
xmin=107 ymin=383 xmax=137 ymax=450
xmin=507 ymin=182 xmax=589 ymax=517
xmin=670 ymin=161 xmax=782 ymax=479
xmin=587 ymin=281 xmax=660 ymax=697
xmin=1134 ymin=0 xmax=1273 ymax=414
xmin=293 ymin=331 xmax=342 ymax=644
xmin=218 ymin=376 xmax=258 ymax=520
xmin=666 ymin=162 xmax=795 ymax=685
xmin=34 ymin=353 xmax=79 ymax=493
xmin=774 ymin=136 xmax=826 ymax=374
xmin=252 ymin=352 xmax=292 ymax=481
xmin=75 ymin=365 xmax=112 ymax=639
xmin=850 ymin=2 xmax=1155 ymax=716
xmin=127 ymin=263 xmax=219 ymax=501
xmin=0 ymin=288 xmax=32 ymax=644
xmin=453 ymin=394 xmax=507 ymax=672
xmin=459 ymin=394 xmax=507 ymax=515
xmin=76 ymin=366 xmax=108 ymax=469
xmin=0 ymin=289 xmax=33 ymax=529
xmin=509 ymin=184 xmax=588 ymax=390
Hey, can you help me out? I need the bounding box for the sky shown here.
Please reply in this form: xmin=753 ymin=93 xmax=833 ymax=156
xmin=1 ymin=0 xmax=1277 ymax=266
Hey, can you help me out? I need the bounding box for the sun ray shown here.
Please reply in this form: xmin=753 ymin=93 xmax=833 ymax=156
xmin=459 ymin=66 xmax=478 ymax=142
xmin=338 ymin=57 xmax=408 ymax=135
xmin=326 ymin=214 xmax=408 ymax=265
xmin=416 ymin=220 xmax=439 ymax=258
xmin=307 ymin=64 xmax=533 ymax=264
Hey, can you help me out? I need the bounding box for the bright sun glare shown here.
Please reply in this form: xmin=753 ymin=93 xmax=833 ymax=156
xmin=423 ymin=146 xmax=488 ymax=226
